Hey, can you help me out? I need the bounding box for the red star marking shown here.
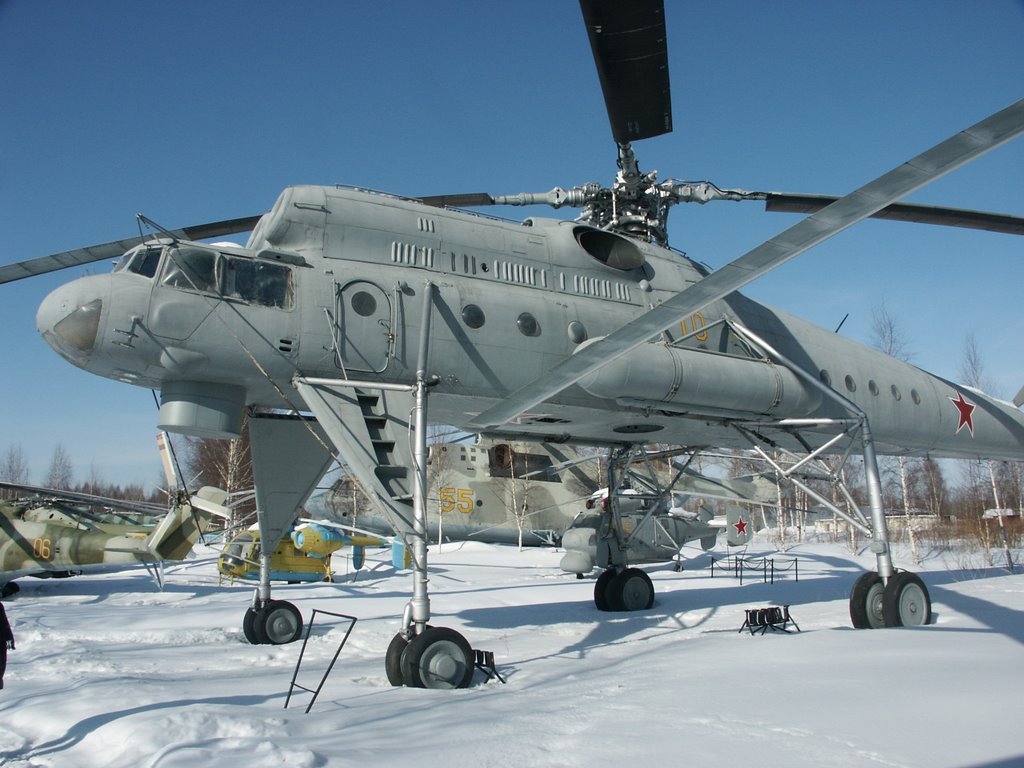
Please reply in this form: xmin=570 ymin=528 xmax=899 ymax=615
xmin=733 ymin=518 xmax=748 ymax=536
xmin=949 ymin=391 xmax=976 ymax=437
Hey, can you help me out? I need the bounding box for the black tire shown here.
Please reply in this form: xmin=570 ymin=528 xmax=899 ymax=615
xmin=610 ymin=568 xmax=654 ymax=611
xmin=243 ymin=605 xmax=265 ymax=644
xmin=385 ymin=632 xmax=408 ymax=687
xmin=594 ymin=568 xmax=618 ymax=611
xmin=259 ymin=600 xmax=303 ymax=644
xmin=849 ymin=572 xmax=886 ymax=629
xmin=882 ymin=571 xmax=932 ymax=627
xmin=401 ymin=626 xmax=474 ymax=689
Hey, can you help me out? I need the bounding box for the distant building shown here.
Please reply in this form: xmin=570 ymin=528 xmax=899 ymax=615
xmin=983 ymin=508 xmax=1019 ymax=519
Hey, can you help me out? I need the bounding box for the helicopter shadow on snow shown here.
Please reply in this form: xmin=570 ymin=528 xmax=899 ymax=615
xmin=0 ymin=693 xmax=279 ymax=765
xmin=447 ymin=548 xmax=1024 ymax=669
xmin=5 ymin=572 xmax=220 ymax=605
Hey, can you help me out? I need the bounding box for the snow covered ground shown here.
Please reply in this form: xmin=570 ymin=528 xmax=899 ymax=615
xmin=0 ymin=538 xmax=1021 ymax=768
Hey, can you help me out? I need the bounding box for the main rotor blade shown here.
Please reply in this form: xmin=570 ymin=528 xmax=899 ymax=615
xmin=0 ymin=214 xmax=262 ymax=285
xmin=580 ymin=0 xmax=672 ymax=144
xmin=469 ymin=99 xmax=1024 ymax=430
xmin=764 ymin=193 xmax=1024 ymax=235
xmin=0 ymin=480 xmax=166 ymax=515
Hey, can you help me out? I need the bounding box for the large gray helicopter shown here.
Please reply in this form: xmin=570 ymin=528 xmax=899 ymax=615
xmin=2 ymin=0 xmax=1024 ymax=689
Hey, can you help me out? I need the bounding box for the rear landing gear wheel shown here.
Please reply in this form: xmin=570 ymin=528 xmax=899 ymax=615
xmin=610 ymin=568 xmax=654 ymax=611
xmin=883 ymin=571 xmax=932 ymax=627
xmin=401 ymin=626 xmax=474 ymax=689
xmin=594 ymin=568 xmax=617 ymax=611
xmin=258 ymin=600 xmax=303 ymax=644
xmin=849 ymin=572 xmax=886 ymax=629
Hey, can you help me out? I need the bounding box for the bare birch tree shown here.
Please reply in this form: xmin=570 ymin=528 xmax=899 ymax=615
xmin=959 ymin=332 xmax=1013 ymax=569
xmin=44 ymin=443 xmax=74 ymax=490
xmin=0 ymin=445 xmax=29 ymax=497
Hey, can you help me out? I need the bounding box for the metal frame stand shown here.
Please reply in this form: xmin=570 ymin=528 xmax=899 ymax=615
xmin=284 ymin=609 xmax=359 ymax=713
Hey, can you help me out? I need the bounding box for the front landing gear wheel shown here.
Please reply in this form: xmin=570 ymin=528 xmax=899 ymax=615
xmin=849 ymin=572 xmax=886 ymax=629
xmin=883 ymin=572 xmax=932 ymax=627
xmin=594 ymin=568 xmax=618 ymax=611
xmin=401 ymin=627 xmax=474 ymax=689
xmin=258 ymin=600 xmax=303 ymax=644
xmin=243 ymin=606 xmax=263 ymax=644
xmin=385 ymin=632 xmax=408 ymax=687
xmin=610 ymin=568 xmax=654 ymax=611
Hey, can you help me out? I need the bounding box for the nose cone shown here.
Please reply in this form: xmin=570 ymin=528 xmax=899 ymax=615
xmin=37 ymin=278 xmax=107 ymax=366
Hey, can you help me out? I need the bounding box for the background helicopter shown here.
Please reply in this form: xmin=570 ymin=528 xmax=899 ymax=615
xmin=0 ymin=431 xmax=228 ymax=597
xmin=1 ymin=2 xmax=1023 ymax=690
xmin=0 ymin=474 xmax=222 ymax=596
xmin=324 ymin=438 xmax=599 ymax=548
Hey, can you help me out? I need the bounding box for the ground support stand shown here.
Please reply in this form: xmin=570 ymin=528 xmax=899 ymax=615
xmin=739 ymin=605 xmax=800 ymax=635
xmin=473 ymin=649 xmax=506 ymax=684
xmin=284 ymin=609 xmax=359 ymax=714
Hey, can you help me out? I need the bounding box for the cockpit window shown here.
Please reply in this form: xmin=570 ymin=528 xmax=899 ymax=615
xmin=222 ymin=258 xmax=294 ymax=309
xmin=157 ymin=244 xmax=294 ymax=310
xmin=162 ymin=247 xmax=217 ymax=292
xmin=114 ymin=245 xmax=162 ymax=278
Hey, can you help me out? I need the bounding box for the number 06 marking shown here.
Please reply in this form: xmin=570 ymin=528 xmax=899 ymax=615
xmin=33 ymin=537 xmax=53 ymax=560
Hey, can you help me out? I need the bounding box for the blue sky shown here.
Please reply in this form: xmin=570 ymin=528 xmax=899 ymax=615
xmin=1 ymin=0 xmax=1022 ymax=488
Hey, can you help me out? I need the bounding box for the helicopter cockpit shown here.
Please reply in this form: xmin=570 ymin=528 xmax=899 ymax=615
xmin=114 ymin=242 xmax=295 ymax=310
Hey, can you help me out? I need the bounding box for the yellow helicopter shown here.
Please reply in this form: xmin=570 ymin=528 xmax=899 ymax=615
xmin=216 ymin=520 xmax=402 ymax=584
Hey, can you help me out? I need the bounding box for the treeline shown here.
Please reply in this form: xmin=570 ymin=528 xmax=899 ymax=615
xmin=0 ymin=443 xmax=164 ymax=503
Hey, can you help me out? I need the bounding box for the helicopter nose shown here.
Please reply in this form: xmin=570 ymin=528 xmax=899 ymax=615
xmin=37 ymin=279 xmax=106 ymax=364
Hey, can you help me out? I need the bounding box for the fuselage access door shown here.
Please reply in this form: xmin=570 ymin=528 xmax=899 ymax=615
xmin=335 ymin=280 xmax=394 ymax=373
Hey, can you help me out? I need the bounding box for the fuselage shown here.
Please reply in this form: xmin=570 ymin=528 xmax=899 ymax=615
xmin=36 ymin=184 xmax=1024 ymax=462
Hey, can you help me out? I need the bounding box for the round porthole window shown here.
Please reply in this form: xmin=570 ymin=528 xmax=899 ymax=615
xmin=517 ymin=312 xmax=540 ymax=337
xmin=844 ymin=375 xmax=857 ymax=393
xmin=351 ymin=291 xmax=377 ymax=317
xmin=461 ymin=304 xmax=485 ymax=329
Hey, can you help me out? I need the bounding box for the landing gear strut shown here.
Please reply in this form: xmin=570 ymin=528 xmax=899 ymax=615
xmin=724 ymin=321 xmax=935 ymax=630
xmin=384 ymin=284 xmax=475 ymax=688
xmin=587 ymin=445 xmax=665 ymax=612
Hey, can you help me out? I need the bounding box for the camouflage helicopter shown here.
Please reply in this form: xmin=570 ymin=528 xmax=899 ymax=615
xmin=0 ymin=478 xmax=223 ymax=596
xmin=2 ymin=0 xmax=1024 ymax=691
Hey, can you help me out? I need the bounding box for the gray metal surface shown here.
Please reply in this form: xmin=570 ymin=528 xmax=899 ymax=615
xmin=470 ymin=99 xmax=1024 ymax=429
